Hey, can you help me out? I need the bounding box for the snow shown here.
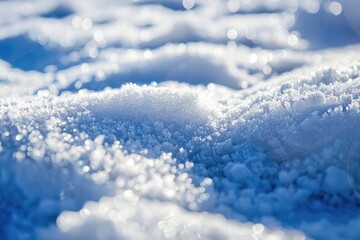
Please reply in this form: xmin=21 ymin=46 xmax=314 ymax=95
xmin=0 ymin=0 xmax=360 ymax=239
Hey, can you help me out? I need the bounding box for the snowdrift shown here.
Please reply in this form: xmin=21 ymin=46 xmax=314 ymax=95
xmin=0 ymin=0 xmax=360 ymax=239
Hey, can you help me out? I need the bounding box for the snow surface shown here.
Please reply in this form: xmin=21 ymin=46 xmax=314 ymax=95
xmin=0 ymin=0 xmax=360 ymax=239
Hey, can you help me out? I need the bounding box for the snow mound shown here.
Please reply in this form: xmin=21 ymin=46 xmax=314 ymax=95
xmin=83 ymin=84 xmax=220 ymax=126
xmin=0 ymin=0 xmax=360 ymax=240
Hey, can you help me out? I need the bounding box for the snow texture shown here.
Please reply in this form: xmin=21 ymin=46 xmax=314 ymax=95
xmin=0 ymin=0 xmax=360 ymax=239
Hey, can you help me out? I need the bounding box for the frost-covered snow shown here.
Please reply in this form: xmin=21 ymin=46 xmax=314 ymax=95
xmin=0 ymin=0 xmax=360 ymax=240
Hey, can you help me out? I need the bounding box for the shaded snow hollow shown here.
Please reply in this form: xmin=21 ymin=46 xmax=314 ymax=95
xmin=0 ymin=0 xmax=360 ymax=240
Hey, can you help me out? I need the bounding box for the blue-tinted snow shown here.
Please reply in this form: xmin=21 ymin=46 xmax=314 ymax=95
xmin=0 ymin=0 xmax=360 ymax=239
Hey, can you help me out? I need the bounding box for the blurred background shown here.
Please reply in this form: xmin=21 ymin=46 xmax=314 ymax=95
xmin=0 ymin=0 xmax=359 ymax=96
